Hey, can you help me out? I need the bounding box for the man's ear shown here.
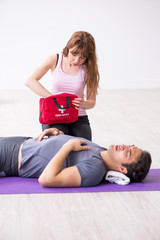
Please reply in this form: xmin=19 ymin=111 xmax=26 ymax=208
xmin=118 ymin=166 xmax=128 ymax=174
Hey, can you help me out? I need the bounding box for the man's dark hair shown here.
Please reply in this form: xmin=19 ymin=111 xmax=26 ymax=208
xmin=122 ymin=151 xmax=152 ymax=182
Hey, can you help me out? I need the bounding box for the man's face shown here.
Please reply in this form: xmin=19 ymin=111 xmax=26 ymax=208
xmin=108 ymin=144 xmax=142 ymax=169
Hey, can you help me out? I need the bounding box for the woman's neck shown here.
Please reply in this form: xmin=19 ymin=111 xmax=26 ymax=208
xmin=61 ymin=55 xmax=81 ymax=75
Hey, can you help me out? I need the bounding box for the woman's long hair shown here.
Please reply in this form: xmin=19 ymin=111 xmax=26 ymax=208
xmin=63 ymin=31 xmax=100 ymax=98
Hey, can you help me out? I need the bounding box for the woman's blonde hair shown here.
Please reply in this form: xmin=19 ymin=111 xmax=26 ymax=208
xmin=63 ymin=31 xmax=100 ymax=98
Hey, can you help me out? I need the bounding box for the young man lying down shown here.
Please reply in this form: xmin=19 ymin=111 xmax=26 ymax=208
xmin=0 ymin=128 xmax=152 ymax=187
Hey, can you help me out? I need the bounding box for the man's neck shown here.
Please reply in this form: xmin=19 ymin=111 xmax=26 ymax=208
xmin=100 ymin=150 xmax=117 ymax=171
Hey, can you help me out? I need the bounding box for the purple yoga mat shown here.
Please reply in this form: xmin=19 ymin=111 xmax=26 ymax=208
xmin=0 ymin=169 xmax=160 ymax=194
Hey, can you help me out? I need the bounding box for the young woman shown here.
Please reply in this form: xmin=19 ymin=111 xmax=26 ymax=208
xmin=25 ymin=31 xmax=100 ymax=141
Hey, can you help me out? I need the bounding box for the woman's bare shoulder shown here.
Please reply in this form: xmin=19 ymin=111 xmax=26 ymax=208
xmin=46 ymin=54 xmax=57 ymax=68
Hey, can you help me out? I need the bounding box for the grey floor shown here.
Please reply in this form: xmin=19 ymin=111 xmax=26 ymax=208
xmin=0 ymin=89 xmax=160 ymax=240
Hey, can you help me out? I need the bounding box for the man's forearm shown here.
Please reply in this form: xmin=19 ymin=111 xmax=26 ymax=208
xmin=39 ymin=142 xmax=72 ymax=182
xmin=38 ymin=139 xmax=89 ymax=187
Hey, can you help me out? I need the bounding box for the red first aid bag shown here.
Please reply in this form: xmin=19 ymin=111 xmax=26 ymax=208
xmin=39 ymin=93 xmax=78 ymax=124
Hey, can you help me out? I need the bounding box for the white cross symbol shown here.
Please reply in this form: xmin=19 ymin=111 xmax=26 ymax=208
xmin=58 ymin=105 xmax=66 ymax=114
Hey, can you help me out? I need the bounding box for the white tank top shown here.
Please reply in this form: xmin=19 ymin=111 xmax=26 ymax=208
xmin=50 ymin=53 xmax=86 ymax=116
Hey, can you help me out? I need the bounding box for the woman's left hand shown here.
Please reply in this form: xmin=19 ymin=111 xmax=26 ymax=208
xmin=72 ymin=98 xmax=85 ymax=110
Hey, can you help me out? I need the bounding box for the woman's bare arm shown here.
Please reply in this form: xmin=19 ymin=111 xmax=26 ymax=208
xmin=25 ymin=54 xmax=57 ymax=97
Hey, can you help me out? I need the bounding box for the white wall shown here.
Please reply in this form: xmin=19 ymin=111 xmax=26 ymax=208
xmin=0 ymin=0 xmax=160 ymax=90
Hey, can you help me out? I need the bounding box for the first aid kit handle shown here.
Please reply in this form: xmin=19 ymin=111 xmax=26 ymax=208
xmin=53 ymin=97 xmax=70 ymax=110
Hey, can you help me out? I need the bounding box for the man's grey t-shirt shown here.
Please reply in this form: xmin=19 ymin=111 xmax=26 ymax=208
xmin=19 ymin=134 xmax=108 ymax=187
